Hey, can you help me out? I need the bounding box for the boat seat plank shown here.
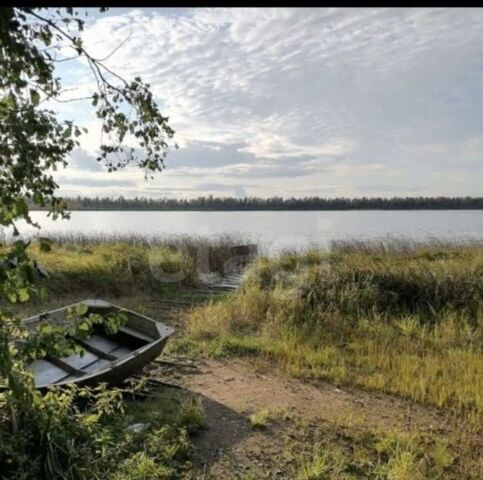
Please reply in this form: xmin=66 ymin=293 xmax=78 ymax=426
xmin=119 ymin=326 xmax=154 ymax=343
xmin=83 ymin=358 xmax=112 ymax=374
xmin=32 ymin=359 xmax=70 ymax=385
xmin=76 ymin=338 xmax=117 ymax=360
xmin=84 ymin=334 xmax=121 ymax=354
xmin=62 ymin=351 xmax=100 ymax=371
xmin=110 ymin=345 xmax=133 ymax=357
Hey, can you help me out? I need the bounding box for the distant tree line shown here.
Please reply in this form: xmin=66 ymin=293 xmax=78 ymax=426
xmin=28 ymin=196 xmax=483 ymax=211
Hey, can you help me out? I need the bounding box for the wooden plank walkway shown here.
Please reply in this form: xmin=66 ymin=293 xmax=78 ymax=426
xmin=146 ymin=270 xmax=246 ymax=323
xmin=198 ymin=272 xmax=245 ymax=291
xmin=129 ymin=270 xmax=249 ymax=391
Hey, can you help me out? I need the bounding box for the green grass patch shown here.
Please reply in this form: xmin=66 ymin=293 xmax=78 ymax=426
xmin=296 ymin=428 xmax=459 ymax=480
xmin=248 ymin=406 xmax=292 ymax=429
xmin=106 ymin=392 xmax=204 ymax=480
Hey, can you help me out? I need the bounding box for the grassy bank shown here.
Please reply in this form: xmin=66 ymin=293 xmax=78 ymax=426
xmin=0 ymin=234 xmax=249 ymax=479
xmin=3 ymin=233 xmax=252 ymax=299
xmin=182 ymin=239 xmax=483 ymax=425
xmin=2 ymin=236 xmax=482 ymax=478
xmin=12 ymin=235 xmax=483 ymax=425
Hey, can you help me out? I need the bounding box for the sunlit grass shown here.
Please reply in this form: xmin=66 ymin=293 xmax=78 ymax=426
xmin=1 ymin=233 xmax=254 ymax=298
xmin=296 ymin=428 xmax=458 ymax=480
xmin=248 ymin=406 xmax=292 ymax=429
xmin=185 ymin=240 xmax=483 ymax=425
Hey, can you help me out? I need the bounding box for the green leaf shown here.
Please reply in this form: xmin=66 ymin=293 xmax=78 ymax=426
xmin=30 ymin=89 xmax=40 ymax=106
xmin=32 ymin=391 xmax=43 ymax=406
xmin=75 ymin=303 xmax=89 ymax=316
xmin=39 ymin=323 xmax=54 ymax=334
xmin=33 ymin=192 xmax=44 ymax=205
xmin=14 ymin=198 xmax=28 ymax=217
xmin=39 ymin=237 xmax=52 ymax=252
xmin=6 ymin=290 xmax=17 ymax=303
xmin=18 ymin=288 xmax=30 ymax=302
xmin=78 ymin=322 xmax=90 ymax=332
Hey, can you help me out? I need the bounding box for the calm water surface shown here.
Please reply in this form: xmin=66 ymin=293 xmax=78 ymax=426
xmin=9 ymin=210 xmax=483 ymax=254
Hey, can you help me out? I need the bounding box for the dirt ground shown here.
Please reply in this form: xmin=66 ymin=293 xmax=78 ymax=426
xmin=144 ymin=355 xmax=480 ymax=479
xmin=141 ymin=292 xmax=482 ymax=478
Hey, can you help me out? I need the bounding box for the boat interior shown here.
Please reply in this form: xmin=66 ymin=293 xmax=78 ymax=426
xmin=23 ymin=300 xmax=165 ymax=387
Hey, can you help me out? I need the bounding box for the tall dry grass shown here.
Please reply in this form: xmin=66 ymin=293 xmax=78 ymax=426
xmin=185 ymin=239 xmax=483 ymax=424
xmin=1 ymin=233 xmax=255 ymax=297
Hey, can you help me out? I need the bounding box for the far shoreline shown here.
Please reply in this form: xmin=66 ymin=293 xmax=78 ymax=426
xmin=28 ymin=208 xmax=483 ymax=212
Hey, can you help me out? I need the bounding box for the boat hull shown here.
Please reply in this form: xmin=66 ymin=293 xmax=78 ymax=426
xmin=22 ymin=299 xmax=174 ymax=389
xmin=51 ymin=335 xmax=170 ymax=389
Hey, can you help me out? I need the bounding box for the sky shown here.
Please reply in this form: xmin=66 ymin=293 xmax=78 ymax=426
xmin=49 ymin=7 xmax=483 ymax=199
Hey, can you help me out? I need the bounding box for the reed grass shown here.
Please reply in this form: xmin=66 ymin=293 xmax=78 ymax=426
xmin=185 ymin=239 xmax=483 ymax=425
xmin=1 ymin=233 xmax=253 ymax=297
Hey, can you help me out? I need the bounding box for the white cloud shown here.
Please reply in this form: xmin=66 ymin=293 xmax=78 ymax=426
xmin=52 ymin=7 xmax=483 ymax=197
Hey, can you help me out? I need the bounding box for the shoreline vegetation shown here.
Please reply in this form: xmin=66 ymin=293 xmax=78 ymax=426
xmin=183 ymin=238 xmax=483 ymax=424
xmin=9 ymin=235 xmax=482 ymax=423
xmin=27 ymin=195 xmax=483 ymax=211
xmin=2 ymin=235 xmax=482 ymax=478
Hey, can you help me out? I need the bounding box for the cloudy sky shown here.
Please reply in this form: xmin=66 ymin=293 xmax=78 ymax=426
xmin=51 ymin=7 xmax=483 ymax=198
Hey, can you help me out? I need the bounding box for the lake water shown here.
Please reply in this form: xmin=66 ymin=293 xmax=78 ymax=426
xmin=6 ymin=210 xmax=481 ymax=254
